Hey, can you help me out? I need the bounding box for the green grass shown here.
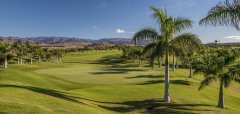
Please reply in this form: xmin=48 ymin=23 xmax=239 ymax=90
xmin=0 ymin=50 xmax=239 ymax=114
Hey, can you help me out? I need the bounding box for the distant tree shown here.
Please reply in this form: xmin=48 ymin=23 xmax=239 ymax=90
xmin=0 ymin=43 xmax=13 ymax=68
xmin=141 ymin=42 xmax=164 ymax=68
xmin=53 ymin=49 xmax=64 ymax=63
xmin=121 ymin=46 xmax=142 ymax=64
xmin=13 ymin=41 xmax=26 ymax=64
xmin=173 ymin=33 xmax=202 ymax=78
xmin=26 ymin=43 xmax=37 ymax=65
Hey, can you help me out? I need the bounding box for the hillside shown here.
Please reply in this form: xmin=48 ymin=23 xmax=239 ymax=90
xmin=0 ymin=36 xmax=134 ymax=46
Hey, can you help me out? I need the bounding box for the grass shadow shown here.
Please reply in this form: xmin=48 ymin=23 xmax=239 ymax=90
xmin=97 ymin=54 xmax=125 ymax=65
xmin=0 ymin=112 xmax=8 ymax=114
xmin=111 ymin=64 xmax=140 ymax=68
xmin=91 ymin=68 xmax=147 ymax=75
xmin=0 ymin=84 xmax=89 ymax=105
xmin=64 ymin=61 xmax=101 ymax=64
xmin=138 ymin=80 xmax=192 ymax=85
xmin=126 ymin=75 xmax=164 ymax=79
xmin=91 ymin=71 xmax=128 ymax=75
xmin=98 ymin=99 xmax=214 ymax=114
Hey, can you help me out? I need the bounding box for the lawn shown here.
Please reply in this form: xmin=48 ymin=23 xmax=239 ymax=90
xmin=0 ymin=50 xmax=239 ymax=114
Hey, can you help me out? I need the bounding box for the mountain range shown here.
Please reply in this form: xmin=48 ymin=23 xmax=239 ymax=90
xmin=0 ymin=36 xmax=134 ymax=45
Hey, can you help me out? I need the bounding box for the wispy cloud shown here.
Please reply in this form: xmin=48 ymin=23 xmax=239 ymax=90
xmin=168 ymin=0 xmax=198 ymax=13
xmin=225 ymin=35 xmax=240 ymax=40
xmin=116 ymin=28 xmax=125 ymax=33
xmin=98 ymin=2 xmax=107 ymax=8
xmin=174 ymin=0 xmax=198 ymax=8
xmin=129 ymin=32 xmax=136 ymax=34
xmin=92 ymin=26 xmax=97 ymax=29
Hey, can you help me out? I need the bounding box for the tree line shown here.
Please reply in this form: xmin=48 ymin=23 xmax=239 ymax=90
xmin=0 ymin=40 xmax=65 ymax=68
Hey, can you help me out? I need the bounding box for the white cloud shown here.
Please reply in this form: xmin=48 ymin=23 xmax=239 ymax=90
xmin=116 ymin=28 xmax=125 ymax=33
xmin=225 ymin=35 xmax=240 ymax=40
xmin=92 ymin=26 xmax=97 ymax=29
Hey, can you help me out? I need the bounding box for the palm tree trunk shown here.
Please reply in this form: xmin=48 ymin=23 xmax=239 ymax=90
xmin=172 ymin=53 xmax=175 ymax=71
xmin=59 ymin=58 xmax=62 ymax=62
xmin=20 ymin=57 xmax=23 ymax=64
xmin=189 ymin=66 xmax=193 ymax=78
xmin=139 ymin=59 xmax=141 ymax=66
xmin=30 ymin=57 xmax=33 ymax=65
xmin=175 ymin=57 xmax=178 ymax=69
xmin=158 ymin=57 xmax=162 ymax=68
xmin=164 ymin=49 xmax=170 ymax=102
xmin=4 ymin=55 xmax=7 ymax=69
xmin=17 ymin=57 xmax=20 ymax=64
xmin=238 ymin=61 xmax=240 ymax=68
xmin=218 ymin=79 xmax=224 ymax=108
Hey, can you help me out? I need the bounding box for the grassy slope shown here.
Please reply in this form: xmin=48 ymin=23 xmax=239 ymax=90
xmin=0 ymin=50 xmax=239 ymax=114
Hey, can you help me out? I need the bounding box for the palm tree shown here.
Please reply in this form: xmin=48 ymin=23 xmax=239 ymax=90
xmin=169 ymin=45 xmax=179 ymax=71
xmin=200 ymin=0 xmax=240 ymax=30
xmin=0 ymin=43 xmax=13 ymax=68
xmin=173 ymin=47 xmax=184 ymax=69
xmin=133 ymin=7 xmax=195 ymax=102
xmin=45 ymin=50 xmax=53 ymax=62
xmin=194 ymin=49 xmax=240 ymax=108
xmin=37 ymin=48 xmax=47 ymax=62
xmin=141 ymin=42 xmax=163 ymax=68
xmin=26 ymin=43 xmax=36 ymax=65
xmin=173 ymin=33 xmax=202 ymax=78
xmin=13 ymin=41 xmax=26 ymax=64
xmin=35 ymin=46 xmax=43 ymax=62
xmin=53 ymin=49 xmax=64 ymax=63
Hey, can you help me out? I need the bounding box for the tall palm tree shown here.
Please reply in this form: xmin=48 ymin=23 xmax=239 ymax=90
xmin=133 ymin=7 xmax=195 ymax=102
xmin=194 ymin=49 xmax=240 ymax=108
xmin=200 ymin=0 xmax=240 ymax=30
xmin=0 ymin=43 xmax=13 ymax=68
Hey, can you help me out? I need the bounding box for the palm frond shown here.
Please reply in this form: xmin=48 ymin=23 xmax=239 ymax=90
xmin=226 ymin=66 xmax=240 ymax=84
xmin=222 ymin=74 xmax=232 ymax=88
xmin=148 ymin=42 xmax=165 ymax=67
xmin=150 ymin=6 xmax=166 ymax=27
xmin=221 ymin=49 xmax=240 ymax=66
xmin=199 ymin=0 xmax=240 ymax=30
xmin=142 ymin=43 xmax=157 ymax=57
xmin=199 ymin=75 xmax=218 ymax=90
xmin=174 ymin=17 xmax=193 ymax=33
xmin=132 ymin=28 xmax=159 ymax=45
xmin=172 ymin=33 xmax=201 ymax=47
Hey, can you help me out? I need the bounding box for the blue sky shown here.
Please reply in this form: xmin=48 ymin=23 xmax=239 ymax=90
xmin=0 ymin=0 xmax=239 ymax=43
